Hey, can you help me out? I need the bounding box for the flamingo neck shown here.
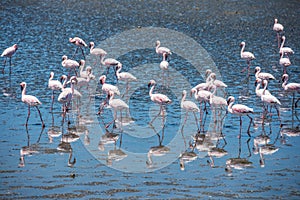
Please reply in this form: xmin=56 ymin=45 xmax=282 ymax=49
xmin=227 ymin=100 xmax=234 ymax=113
xmin=100 ymin=54 xmax=105 ymax=66
xmin=181 ymin=92 xmax=187 ymax=105
xmin=255 ymin=68 xmax=261 ymax=78
xmin=255 ymin=82 xmax=261 ymax=92
xmin=280 ymin=37 xmax=285 ymax=50
xmin=282 ymin=77 xmax=288 ymax=89
xmin=262 ymin=81 xmax=268 ymax=95
xmin=116 ymin=66 xmax=121 ymax=77
xmin=149 ymin=84 xmax=155 ymax=97
xmin=240 ymin=44 xmax=245 ymax=56
xmin=62 ymin=78 xmax=67 ymax=89
xmin=21 ymin=84 xmax=26 ymax=96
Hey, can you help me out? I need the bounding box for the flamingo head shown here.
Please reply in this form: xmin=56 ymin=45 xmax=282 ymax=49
xmin=79 ymin=59 xmax=85 ymax=66
xmin=254 ymin=66 xmax=261 ymax=73
xmin=254 ymin=78 xmax=261 ymax=87
xmin=60 ymin=75 xmax=67 ymax=82
xmin=70 ymin=76 xmax=78 ymax=84
xmin=62 ymin=55 xmax=68 ymax=61
xmin=205 ymin=69 xmax=212 ymax=77
xmin=209 ymin=73 xmax=216 ymax=81
xmin=89 ymin=41 xmax=94 ymax=48
xmin=13 ymin=44 xmax=18 ymax=50
xmin=190 ymin=88 xmax=197 ymax=97
xmin=240 ymin=41 xmax=245 ymax=47
xmin=182 ymin=90 xmax=187 ymax=97
xmin=282 ymin=74 xmax=288 ymax=82
xmin=49 ymin=71 xmax=54 ymax=78
xmin=155 ymin=40 xmax=160 ymax=47
xmin=99 ymin=75 xmax=106 ymax=85
xmin=69 ymin=37 xmax=75 ymax=43
xmin=20 ymin=82 xmax=26 ymax=91
xmin=227 ymin=96 xmax=235 ymax=105
xmin=274 ymin=18 xmax=278 ymax=23
xmin=148 ymin=80 xmax=156 ymax=88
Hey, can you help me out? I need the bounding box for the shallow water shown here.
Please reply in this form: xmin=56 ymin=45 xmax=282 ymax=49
xmin=1 ymin=0 xmax=300 ymax=199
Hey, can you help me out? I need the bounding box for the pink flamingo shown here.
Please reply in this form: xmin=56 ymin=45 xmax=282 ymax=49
xmin=115 ymin=63 xmax=137 ymax=96
xmin=279 ymin=52 xmax=291 ymax=74
xmin=279 ymin=36 xmax=294 ymax=57
xmin=156 ymin=40 xmax=172 ymax=59
xmin=58 ymin=76 xmax=78 ymax=113
xmin=1 ymin=44 xmax=18 ymax=74
xmin=240 ymin=41 xmax=255 ymax=73
xmin=273 ymin=19 xmax=284 ymax=48
xmin=105 ymin=90 xmax=129 ymax=129
xmin=254 ymin=66 xmax=275 ymax=81
xmin=61 ymin=55 xmax=79 ymax=77
xmin=255 ymin=78 xmax=271 ymax=97
xmin=148 ymin=80 xmax=172 ymax=125
xmin=20 ymin=82 xmax=45 ymax=127
xmin=282 ymin=74 xmax=300 ymax=109
xmin=261 ymin=80 xmax=281 ymax=119
xmin=48 ymin=72 xmax=63 ymax=111
xmin=79 ymin=60 xmax=95 ymax=79
xmin=99 ymin=75 xmax=120 ymax=95
xmin=100 ymin=54 xmax=121 ymax=79
xmin=89 ymin=42 xmax=107 ymax=65
xmin=69 ymin=37 xmax=87 ymax=59
xmin=227 ymin=96 xmax=254 ymax=137
xmin=181 ymin=90 xmax=200 ymax=131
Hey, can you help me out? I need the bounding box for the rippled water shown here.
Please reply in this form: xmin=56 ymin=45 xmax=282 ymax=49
xmin=1 ymin=0 xmax=300 ymax=199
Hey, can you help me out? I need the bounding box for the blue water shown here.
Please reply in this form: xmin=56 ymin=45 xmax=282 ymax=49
xmin=1 ymin=0 xmax=300 ymax=199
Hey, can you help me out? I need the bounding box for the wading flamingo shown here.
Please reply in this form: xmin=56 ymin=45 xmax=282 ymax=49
xmin=58 ymin=76 xmax=78 ymax=113
xmin=1 ymin=44 xmax=18 ymax=74
xmin=273 ymin=19 xmax=284 ymax=48
xmin=254 ymin=66 xmax=275 ymax=81
xmin=279 ymin=52 xmax=291 ymax=74
xmin=260 ymin=80 xmax=281 ymax=119
xmin=181 ymin=90 xmax=200 ymax=131
xmin=282 ymin=74 xmax=300 ymax=109
xmin=279 ymin=36 xmax=294 ymax=57
xmin=20 ymin=82 xmax=45 ymax=127
xmin=99 ymin=75 xmax=120 ymax=95
xmin=227 ymin=96 xmax=254 ymax=137
xmin=69 ymin=37 xmax=87 ymax=59
xmin=156 ymin=40 xmax=172 ymax=59
xmin=61 ymin=55 xmax=79 ymax=77
xmin=48 ymin=72 xmax=63 ymax=111
xmin=240 ymin=41 xmax=255 ymax=73
xmin=148 ymin=80 xmax=172 ymax=125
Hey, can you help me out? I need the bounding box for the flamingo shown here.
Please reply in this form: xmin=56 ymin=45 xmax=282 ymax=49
xmin=61 ymin=55 xmax=79 ymax=77
xmin=58 ymin=76 xmax=78 ymax=113
xmin=105 ymin=90 xmax=129 ymax=129
xmin=78 ymin=60 xmax=95 ymax=80
xmin=61 ymin=75 xmax=82 ymax=99
xmin=254 ymin=66 xmax=275 ymax=81
xmin=191 ymin=88 xmax=211 ymax=113
xmin=89 ymin=42 xmax=107 ymax=57
xmin=240 ymin=41 xmax=255 ymax=73
xmin=99 ymin=75 xmax=120 ymax=95
xmin=1 ymin=44 xmax=18 ymax=74
xmin=69 ymin=37 xmax=87 ymax=59
xmin=273 ymin=18 xmax=284 ymax=48
xmin=227 ymin=96 xmax=254 ymax=137
xmin=115 ymin=63 xmax=137 ymax=96
xmin=155 ymin=40 xmax=172 ymax=59
xmin=159 ymin=52 xmax=169 ymax=71
xmin=206 ymin=70 xmax=227 ymax=89
xmin=261 ymin=79 xmax=281 ymax=119
xmin=282 ymin=74 xmax=300 ymax=109
xmin=279 ymin=52 xmax=291 ymax=74
xmin=181 ymin=90 xmax=200 ymax=131
xmin=48 ymin=72 xmax=63 ymax=111
xmin=148 ymin=80 xmax=172 ymax=125
xmin=209 ymin=84 xmax=227 ymax=110
xmin=100 ymin=54 xmax=121 ymax=79
xmin=279 ymin=36 xmax=294 ymax=57
xmin=20 ymin=82 xmax=45 ymax=127
xmin=255 ymin=78 xmax=271 ymax=97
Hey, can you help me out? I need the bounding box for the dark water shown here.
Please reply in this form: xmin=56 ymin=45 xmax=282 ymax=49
xmin=1 ymin=0 xmax=300 ymax=199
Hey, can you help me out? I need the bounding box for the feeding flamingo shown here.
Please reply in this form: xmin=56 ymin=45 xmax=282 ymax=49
xmin=48 ymin=72 xmax=63 ymax=111
xmin=254 ymin=66 xmax=275 ymax=81
xmin=99 ymin=75 xmax=120 ymax=96
xmin=282 ymin=74 xmax=300 ymax=109
xmin=1 ymin=44 xmax=18 ymax=74
xmin=61 ymin=55 xmax=80 ymax=77
xmin=69 ymin=37 xmax=87 ymax=59
xmin=155 ymin=40 xmax=172 ymax=59
xmin=273 ymin=18 xmax=284 ymax=48
xmin=279 ymin=36 xmax=294 ymax=57
xmin=279 ymin=52 xmax=291 ymax=74
xmin=240 ymin=41 xmax=255 ymax=73
xmin=227 ymin=96 xmax=254 ymax=137
xmin=181 ymin=90 xmax=200 ymax=131
xmin=148 ymin=80 xmax=172 ymax=125
xmin=20 ymin=82 xmax=45 ymax=127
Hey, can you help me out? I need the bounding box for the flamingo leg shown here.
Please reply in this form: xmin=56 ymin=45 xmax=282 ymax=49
xmin=26 ymin=105 xmax=31 ymax=126
xmin=292 ymin=93 xmax=295 ymax=110
xmin=36 ymin=106 xmax=45 ymax=127
xmin=181 ymin=112 xmax=189 ymax=132
xmin=149 ymin=106 xmax=162 ymax=125
xmin=51 ymin=90 xmax=55 ymax=112
xmin=246 ymin=115 xmax=252 ymax=137
xmin=192 ymin=112 xmax=200 ymax=132
xmin=80 ymin=47 xmax=86 ymax=60
xmin=72 ymin=47 xmax=79 ymax=59
xmin=9 ymin=57 xmax=12 ymax=75
xmin=238 ymin=116 xmax=242 ymax=139
xmin=295 ymin=98 xmax=300 ymax=108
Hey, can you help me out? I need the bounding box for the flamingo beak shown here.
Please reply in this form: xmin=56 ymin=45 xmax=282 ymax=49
xmin=227 ymin=99 xmax=231 ymax=105
xmin=148 ymin=82 xmax=151 ymax=88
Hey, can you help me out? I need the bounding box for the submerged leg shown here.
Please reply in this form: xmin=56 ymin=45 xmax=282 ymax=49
xmin=36 ymin=106 xmax=45 ymax=127
xmin=26 ymin=105 xmax=31 ymax=126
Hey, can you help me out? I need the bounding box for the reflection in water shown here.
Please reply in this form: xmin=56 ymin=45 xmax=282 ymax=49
xmin=107 ymin=134 xmax=127 ymax=166
xmin=19 ymin=127 xmax=44 ymax=167
xmin=98 ymin=129 xmax=120 ymax=151
xmin=146 ymin=124 xmax=170 ymax=168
